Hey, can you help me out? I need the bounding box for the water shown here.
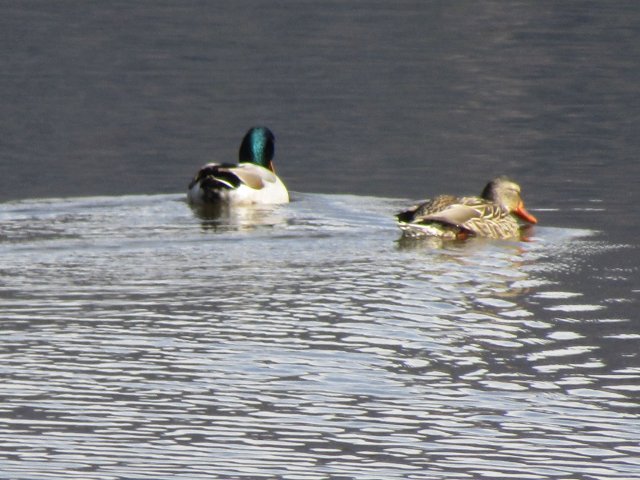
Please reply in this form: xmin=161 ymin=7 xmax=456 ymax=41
xmin=1 ymin=2 xmax=639 ymax=479
xmin=1 ymin=193 xmax=637 ymax=479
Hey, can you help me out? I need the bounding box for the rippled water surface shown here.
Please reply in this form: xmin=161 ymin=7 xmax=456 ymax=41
xmin=2 ymin=1 xmax=640 ymax=479
xmin=1 ymin=194 xmax=638 ymax=479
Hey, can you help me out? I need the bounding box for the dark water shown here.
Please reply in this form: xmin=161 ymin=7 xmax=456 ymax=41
xmin=1 ymin=2 xmax=639 ymax=479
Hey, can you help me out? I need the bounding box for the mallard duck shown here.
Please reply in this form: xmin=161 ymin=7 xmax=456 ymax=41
xmin=187 ymin=127 xmax=289 ymax=205
xmin=396 ymin=176 xmax=538 ymax=240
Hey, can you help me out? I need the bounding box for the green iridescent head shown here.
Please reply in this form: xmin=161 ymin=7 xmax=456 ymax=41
xmin=238 ymin=127 xmax=275 ymax=171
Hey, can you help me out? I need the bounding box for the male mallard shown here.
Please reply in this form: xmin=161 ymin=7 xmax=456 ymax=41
xmin=187 ymin=127 xmax=289 ymax=205
xmin=396 ymin=176 xmax=538 ymax=240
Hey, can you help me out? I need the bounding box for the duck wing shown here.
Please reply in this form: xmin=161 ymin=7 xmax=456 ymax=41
xmin=189 ymin=163 xmax=241 ymax=190
xmin=190 ymin=163 xmax=278 ymax=191
xmin=396 ymin=195 xmax=458 ymax=223
xmin=425 ymin=199 xmax=517 ymax=237
xmin=227 ymin=164 xmax=279 ymax=190
xmin=419 ymin=203 xmax=483 ymax=227
xmin=409 ymin=197 xmax=509 ymax=230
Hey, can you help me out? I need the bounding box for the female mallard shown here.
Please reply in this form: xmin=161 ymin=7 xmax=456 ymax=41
xmin=396 ymin=176 xmax=538 ymax=240
xmin=187 ymin=127 xmax=289 ymax=205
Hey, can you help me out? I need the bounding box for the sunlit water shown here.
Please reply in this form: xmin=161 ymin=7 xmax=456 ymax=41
xmin=1 ymin=193 xmax=638 ymax=480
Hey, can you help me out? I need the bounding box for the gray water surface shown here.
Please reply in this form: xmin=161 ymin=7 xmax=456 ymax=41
xmin=1 ymin=1 xmax=640 ymax=479
xmin=1 ymin=193 xmax=638 ymax=479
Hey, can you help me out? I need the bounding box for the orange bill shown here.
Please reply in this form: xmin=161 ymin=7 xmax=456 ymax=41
xmin=515 ymin=201 xmax=538 ymax=224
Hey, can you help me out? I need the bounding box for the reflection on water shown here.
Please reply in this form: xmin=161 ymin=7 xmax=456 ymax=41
xmin=189 ymin=201 xmax=290 ymax=233
xmin=1 ymin=193 xmax=638 ymax=479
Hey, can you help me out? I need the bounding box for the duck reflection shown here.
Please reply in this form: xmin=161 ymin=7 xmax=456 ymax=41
xmin=396 ymin=224 xmax=536 ymax=251
xmin=189 ymin=202 xmax=289 ymax=233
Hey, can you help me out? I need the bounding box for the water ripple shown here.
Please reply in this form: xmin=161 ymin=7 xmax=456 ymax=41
xmin=0 ymin=194 xmax=638 ymax=479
